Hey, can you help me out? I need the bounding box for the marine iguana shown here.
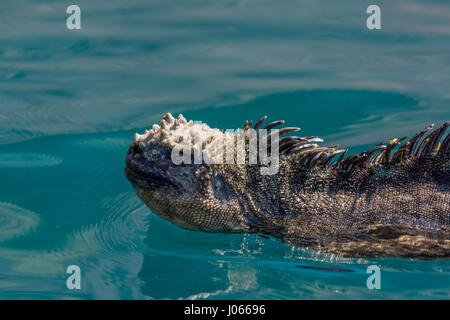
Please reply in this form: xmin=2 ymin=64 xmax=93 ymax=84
xmin=125 ymin=113 xmax=450 ymax=259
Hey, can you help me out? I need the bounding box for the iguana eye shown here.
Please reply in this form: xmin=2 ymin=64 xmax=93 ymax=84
xmin=212 ymin=178 xmax=222 ymax=191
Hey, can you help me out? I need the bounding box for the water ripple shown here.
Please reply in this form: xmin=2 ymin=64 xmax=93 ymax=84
xmin=0 ymin=152 xmax=62 ymax=168
xmin=0 ymin=202 xmax=40 ymax=243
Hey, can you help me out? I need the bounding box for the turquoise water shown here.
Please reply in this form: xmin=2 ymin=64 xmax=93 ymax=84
xmin=1 ymin=0 xmax=450 ymax=299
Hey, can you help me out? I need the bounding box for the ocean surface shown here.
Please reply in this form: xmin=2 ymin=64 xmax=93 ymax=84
xmin=1 ymin=0 xmax=449 ymax=299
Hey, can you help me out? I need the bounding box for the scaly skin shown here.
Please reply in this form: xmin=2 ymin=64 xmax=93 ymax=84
xmin=125 ymin=113 xmax=450 ymax=259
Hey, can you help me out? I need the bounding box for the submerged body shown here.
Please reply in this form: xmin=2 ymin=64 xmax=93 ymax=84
xmin=125 ymin=113 xmax=450 ymax=259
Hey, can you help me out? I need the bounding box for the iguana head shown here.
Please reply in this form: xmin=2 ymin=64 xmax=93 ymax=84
xmin=125 ymin=113 xmax=249 ymax=232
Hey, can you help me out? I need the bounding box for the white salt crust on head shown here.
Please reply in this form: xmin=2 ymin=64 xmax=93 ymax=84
xmin=133 ymin=113 xmax=240 ymax=163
